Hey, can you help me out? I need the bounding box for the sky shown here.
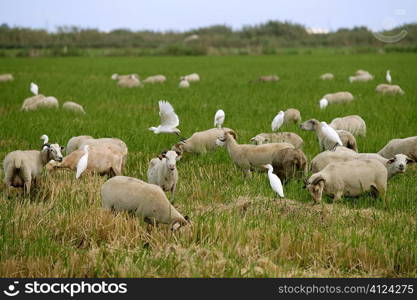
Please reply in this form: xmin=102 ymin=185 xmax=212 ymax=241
xmin=1 ymin=0 xmax=416 ymax=32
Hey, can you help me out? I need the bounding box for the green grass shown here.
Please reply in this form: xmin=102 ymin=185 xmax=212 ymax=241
xmin=0 ymin=54 xmax=416 ymax=277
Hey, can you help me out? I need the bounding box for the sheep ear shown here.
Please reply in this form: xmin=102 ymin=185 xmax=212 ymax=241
xmin=227 ymin=131 xmax=237 ymax=140
xmin=175 ymin=151 xmax=181 ymax=156
xmin=184 ymin=215 xmax=190 ymax=222
xmin=312 ymin=176 xmax=325 ymax=186
xmin=60 ymin=146 xmax=65 ymax=151
xmin=406 ymin=157 xmax=416 ymax=164
xmin=387 ymin=158 xmax=395 ymax=164
xmin=171 ymin=221 xmax=181 ymax=231
xmin=250 ymin=138 xmax=255 ymax=142
xmin=302 ymin=178 xmax=308 ymax=188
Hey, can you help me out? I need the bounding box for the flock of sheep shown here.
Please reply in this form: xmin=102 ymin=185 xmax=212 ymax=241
xmin=1 ymin=68 xmax=416 ymax=232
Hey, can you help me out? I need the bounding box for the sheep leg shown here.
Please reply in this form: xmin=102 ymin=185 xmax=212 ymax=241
xmin=333 ymin=191 xmax=343 ymax=203
xmin=170 ymin=184 xmax=176 ymax=203
xmin=24 ymin=180 xmax=31 ymax=195
xmin=243 ymin=169 xmax=252 ymax=178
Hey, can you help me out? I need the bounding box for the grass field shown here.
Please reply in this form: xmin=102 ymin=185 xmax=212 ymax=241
xmin=0 ymin=54 xmax=416 ymax=277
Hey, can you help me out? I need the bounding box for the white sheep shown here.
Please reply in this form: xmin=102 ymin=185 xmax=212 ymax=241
xmin=378 ymin=136 xmax=417 ymax=160
xmin=329 ymin=115 xmax=366 ymax=137
xmin=375 ymin=83 xmax=405 ymax=95
xmin=300 ymin=119 xmax=358 ymax=152
xmin=322 ymin=91 xmax=354 ymax=104
xmin=179 ymin=79 xmax=190 ymax=88
xmin=180 ymin=73 xmax=200 ymax=82
xmin=320 ymin=73 xmax=334 ymax=80
xmin=117 ymin=75 xmax=142 ymax=88
xmin=349 ymin=73 xmax=374 ymax=82
xmin=147 ymin=150 xmax=179 ymax=202
xmin=63 ymin=101 xmax=86 ymax=114
xmin=257 ymin=75 xmax=279 ymax=82
xmin=21 ymin=95 xmax=58 ymax=111
xmin=66 ymin=135 xmax=94 ymax=155
xmin=101 ymin=176 xmax=188 ymax=230
xmin=250 ymin=132 xmax=303 ymax=149
xmin=305 ymin=159 xmax=388 ymax=205
xmin=3 ymin=136 xmax=64 ymax=194
xmin=0 ymin=73 xmax=14 ymax=82
xmin=143 ymin=75 xmax=167 ymax=84
xmin=284 ymin=108 xmax=301 ymax=124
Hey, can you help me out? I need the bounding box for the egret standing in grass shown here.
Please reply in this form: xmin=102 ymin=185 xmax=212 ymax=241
xmin=271 ymin=111 xmax=284 ymax=131
xmin=319 ymin=98 xmax=328 ymax=110
xmin=264 ymin=164 xmax=284 ymax=198
xmin=30 ymin=82 xmax=39 ymax=96
xmin=386 ymin=70 xmax=392 ymax=84
xmin=214 ymin=109 xmax=225 ymax=128
xmin=149 ymin=100 xmax=181 ymax=135
xmin=321 ymin=121 xmax=343 ymax=151
xmin=76 ymin=145 xmax=89 ymax=179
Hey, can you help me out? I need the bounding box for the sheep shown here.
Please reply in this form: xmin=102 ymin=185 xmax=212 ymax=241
xmin=257 ymin=75 xmax=279 ymax=82
xmin=349 ymin=73 xmax=374 ymax=83
xmin=143 ymin=75 xmax=166 ymax=84
xmin=300 ymin=119 xmax=358 ymax=152
xmin=320 ymin=73 xmax=334 ymax=80
xmin=375 ymin=83 xmax=405 ymax=95
xmin=284 ymin=108 xmax=301 ymax=124
xmin=378 ymin=136 xmax=417 ymax=160
xmin=322 ymin=91 xmax=354 ymax=104
xmin=47 ymin=143 xmax=124 ymax=177
xmin=0 ymin=73 xmax=13 ymax=82
xmin=179 ymin=79 xmax=190 ymax=88
xmin=172 ymin=128 xmax=236 ymax=156
xmin=3 ymin=139 xmax=64 ymax=194
xmin=147 ymin=150 xmax=179 ymax=202
xmin=66 ymin=135 xmax=94 ymax=155
xmin=101 ymin=176 xmax=188 ymax=230
xmin=112 ymin=74 xmax=139 ymax=81
xmin=305 ymin=159 xmax=388 ymax=205
xmin=311 ymin=150 xmax=414 ymax=178
xmin=180 ymin=73 xmax=200 ymax=82
xmin=62 ymin=101 xmax=86 ymax=114
xmin=329 ymin=115 xmax=366 ymax=137
xmin=250 ymin=132 xmax=303 ymax=149
xmin=271 ymin=148 xmax=308 ymax=182
xmin=117 ymin=75 xmax=142 ymax=88
xmin=20 ymin=95 xmax=59 ymax=111
xmin=215 ymin=131 xmax=294 ymax=177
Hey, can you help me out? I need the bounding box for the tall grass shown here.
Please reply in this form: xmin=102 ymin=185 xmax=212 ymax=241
xmin=0 ymin=54 xmax=416 ymax=277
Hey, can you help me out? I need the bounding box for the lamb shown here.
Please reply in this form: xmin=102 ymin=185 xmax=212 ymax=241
xmin=215 ymin=131 xmax=294 ymax=177
xmin=375 ymin=83 xmax=405 ymax=95
xmin=117 ymin=75 xmax=142 ymax=88
xmin=147 ymin=150 xmax=179 ymax=202
xmin=21 ymin=94 xmax=58 ymax=111
xmin=271 ymin=148 xmax=308 ymax=182
xmin=3 ymin=137 xmax=64 ymax=194
xmin=284 ymin=108 xmax=301 ymax=124
xmin=172 ymin=128 xmax=237 ymax=155
xmin=62 ymin=101 xmax=86 ymax=114
xmin=101 ymin=176 xmax=188 ymax=230
xmin=257 ymin=75 xmax=279 ymax=82
xmin=378 ymin=136 xmax=417 ymax=160
xmin=320 ymin=73 xmax=334 ymax=80
xmin=47 ymin=143 xmax=124 ymax=177
xmin=305 ymin=159 xmax=388 ymax=205
xmin=250 ymin=132 xmax=303 ymax=149
xmin=322 ymin=91 xmax=354 ymax=104
xmin=179 ymin=79 xmax=190 ymax=88
xmin=143 ymin=75 xmax=167 ymax=84
xmin=311 ymin=150 xmax=413 ymax=178
xmin=300 ymin=119 xmax=358 ymax=152
xmin=329 ymin=115 xmax=366 ymax=137
xmin=180 ymin=73 xmax=200 ymax=82
xmin=0 ymin=73 xmax=13 ymax=82
xmin=66 ymin=135 xmax=94 ymax=155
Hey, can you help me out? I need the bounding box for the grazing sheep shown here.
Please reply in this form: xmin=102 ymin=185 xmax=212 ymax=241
xmin=180 ymin=73 xmax=200 ymax=82
xmin=300 ymin=119 xmax=358 ymax=152
xmin=250 ymin=132 xmax=303 ymax=149
xmin=378 ymin=136 xmax=417 ymax=160
xmin=80 ymin=137 xmax=128 ymax=168
xmin=215 ymin=132 xmax=294 ymax=177
xmin=101 ymin=176 xmax=188 ymax=230
xmin=284 ymin=108 xmax=301 ymax=124
xmin=0 ymin=73 xmax=13 ymax=82
xmin=322 ymin=91 xmax=354 ymax=104
xmin=305 ymin=159 xmax=388 ymax=205
xmin=320 ymin=73 xmax=334 ymax=80
xmin=349 ymin=73 xmax=374 ymax=83
xmin=66 ymin=135 xmax=94 ymax=155
xmin=3 ymin=139 xmax=64 ymax=194
xmin=47 ymin=143 xmax=124 ymax=177
xmin=375 ymin=83 xmax=405 ymax=95
xmin=63 ymin=101 xmax=86 ymax=114
xmin=179 ymin=79 xmax=190 ymax=88
xmin=147 ymin=150 xmax=179 ymax=202
xmin=329 ymin=115 xmax=366 ymax=137
xmin=257 ymin=75 xmax=279 ymax=82
xmin=311 ymin=150 xmax=413 ymax=178
xmin=21 ymin=95 xmax=58 ymax=111
xmin=172 ymin=128 xmax=236 ymax=155
xmin=143 ymin=75 xmax=167 ymax=84
xmin=117 ymin=75 xmax=142 ymax=88
xmin=271 ymin=148 xmax=308 ymax=182
xmin=112 ymin=74 xmax=139 ymax=81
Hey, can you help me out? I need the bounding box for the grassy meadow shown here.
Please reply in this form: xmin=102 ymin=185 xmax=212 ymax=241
xmin=0 ymin=53 xmax=416 ymax=277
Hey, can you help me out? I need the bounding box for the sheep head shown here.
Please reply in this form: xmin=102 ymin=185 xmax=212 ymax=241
xmin=300 ymin=119 xmax=319 ymax=131
xmin=160 ymin=150 xmax=178 ymax=170
xmin=387 ymin=154 xmax=414 ymax=175
xmin=305 ymin=175 xmax=325 ymax=204
xmin=41 ymin=142 xmax=64 ymax=164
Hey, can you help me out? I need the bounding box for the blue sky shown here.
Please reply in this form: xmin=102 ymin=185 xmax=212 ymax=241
xmin=1 ymin=0 xmax=416 ymax=32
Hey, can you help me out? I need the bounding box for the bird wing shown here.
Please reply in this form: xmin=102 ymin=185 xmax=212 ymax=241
xmin=323 ymin=125 xmax=343 ymax=145
xmin=271 ymin=113 xmax=283 ymax=131
xmin=214 ymin=110 xmax=225 ymax=126
xmin=76 ymin=153 xmax=88 ymax=179
xmin=159 ymin=100 xmax=179 ymax=128
xmin=270 ymin=173 xmax=284 ymax=197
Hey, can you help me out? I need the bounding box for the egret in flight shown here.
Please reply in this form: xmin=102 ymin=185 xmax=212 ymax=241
xmin=149 ymin=100 xmax=181 ymax=135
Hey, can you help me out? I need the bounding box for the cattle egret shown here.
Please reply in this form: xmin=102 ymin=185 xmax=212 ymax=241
xmin=179 ymin=80 xmax=190 ymax=88
xmin=321 ymin=122 xmax=343 ymax=151
xmin=386 ymin=70 xmax=391 ymax=84
xmin=40 ymin=134 xmax=49 ymax=145
xmin=319 ymin=98 xmax=328 ymax=110
xmin=264 ymin=164 xmax=284 ymax=198
xmin=76 ymin=145 xmax=89 ymax=179
xmin=271 ymin=111 xmax=285 ymax=131
xmin=214 ymin=109 xmax=225 ymax=128
xmin=30 ymin=82 xmax=39 ymax=96
xmin=149 ymin=100 xmax=181 ymax=135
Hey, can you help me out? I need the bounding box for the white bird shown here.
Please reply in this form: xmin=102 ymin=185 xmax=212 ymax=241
xmin=76 ymin=145 xmax=89 ymax=179
xmin=386 ymin=70 xmax=391 ymax=84
xmin=30 ymin=82 xmax=39 ymax=96
xmin=319 ymin=98 xmax=328 ymax=110
xmin=264 ymin=164 xmax=284 ymax=198
xmin=321 ymin=121 xmax=343 ymax=151
xmin=149 ymin=100 xmax=181 ymax=135
xmin=179 ymin=80 xmax=190 ymax=88
xmin=214 ymin=109 xmax=225 ymax=128
xmin=271 ymin=111 xmax=285 ymax=132
xmin=40 ymin=134 xmax=49 ymax=145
